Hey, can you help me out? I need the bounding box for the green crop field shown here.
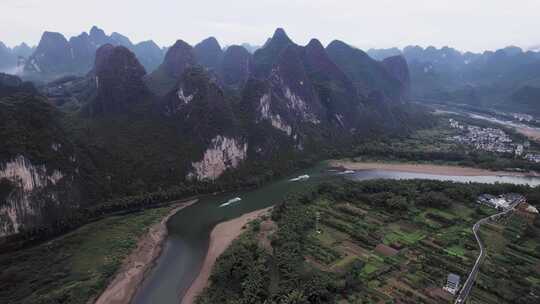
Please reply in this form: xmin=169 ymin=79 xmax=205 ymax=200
xmin=198 ymin=179 xmax=540 ymax=304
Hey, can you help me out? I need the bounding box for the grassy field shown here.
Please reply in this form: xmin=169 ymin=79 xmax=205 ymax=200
xmin=0 ymin=206 xmax=174 ymax=304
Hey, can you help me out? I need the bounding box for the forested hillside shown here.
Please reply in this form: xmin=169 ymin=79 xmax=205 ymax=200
xmin=0 ymin=28 xmax=432 ymax=246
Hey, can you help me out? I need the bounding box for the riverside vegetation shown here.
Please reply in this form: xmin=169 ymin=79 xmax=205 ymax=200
xmin=351 ymin=114 xmax=540 ymax=173
xmin=197 ymin=179 xmax=540 ymax=304
xmin=0 ymin=205 xmax=176 ymax=304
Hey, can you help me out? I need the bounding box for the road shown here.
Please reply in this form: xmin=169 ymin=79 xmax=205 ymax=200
xmin=454 ymin=205 xmax=517 ymax=304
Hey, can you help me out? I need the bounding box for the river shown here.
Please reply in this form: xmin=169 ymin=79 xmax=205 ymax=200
xmin=132 ymin=165 xmax=540 ymax=304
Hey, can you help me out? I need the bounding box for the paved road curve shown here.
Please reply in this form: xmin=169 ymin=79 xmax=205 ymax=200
xmin=454 ymin=206 xmax=517 ymax=304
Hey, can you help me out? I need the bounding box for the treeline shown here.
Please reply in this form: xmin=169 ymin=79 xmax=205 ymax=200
xmin=0 ymin=145 xmax=325 ymax=254
xmin=198 ymin=189 xmax=342 ymax=304
xmin=353 ymin=141 xmax=540 ymax=172
xmin=318 ymin=179 xmax=539 ymax=211
xmin=0 ymin=179 xmax=257 ymax=253
xmin=350 ymin=113 xmax=540 ymax=172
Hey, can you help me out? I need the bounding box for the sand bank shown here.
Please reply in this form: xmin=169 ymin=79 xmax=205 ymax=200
xmin=94 ymin=199 xmax=197 ymax=304
xmin=181 ymin=207 xmax=272 ymax=304
xmin=329 ymin=160 xmax=534 ymax=176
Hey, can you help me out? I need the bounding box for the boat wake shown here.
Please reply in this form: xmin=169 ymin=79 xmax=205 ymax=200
xmin=337 ymin=170 xmax=355 ymax=175
xmin=219 ymin=197 xmax=242 ymax=207
xmin=289 ymin=174 xmax=310 ymax=182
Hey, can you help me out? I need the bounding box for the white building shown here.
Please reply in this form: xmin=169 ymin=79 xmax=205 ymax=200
xmin=443 ymin=273 xmax=461 ymax=295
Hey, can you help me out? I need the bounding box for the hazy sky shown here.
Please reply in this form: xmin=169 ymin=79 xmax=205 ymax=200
xmin=2 ymin=0 xmax=540 ymax=52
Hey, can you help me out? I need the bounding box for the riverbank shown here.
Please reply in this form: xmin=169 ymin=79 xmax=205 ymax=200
xmin=181 ymin=207 xmax=272 ymax=304
xmin=329 ymin=160 xmax=537 ymax=177
xmin=94 ymin=199 xmax=198 ymax=304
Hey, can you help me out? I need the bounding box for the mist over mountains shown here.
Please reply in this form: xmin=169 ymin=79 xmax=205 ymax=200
xmin=2 ymin=23 xmax=539 ymax=243
xmin=2 ymin=26 xmax=165 ymax=81
xmin=2 ymin=25 xmax=540 ymax=115
xmin=368 ymin=45 xmax=540 ymax=114
xmin=0 ymin=26 xmax=426 ymax=241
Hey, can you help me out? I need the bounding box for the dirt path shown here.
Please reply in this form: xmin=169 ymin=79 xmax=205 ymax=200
xmin=94 ymin=199 xmax=198 ymax=304
xmin=329 ymin=160 xmax=535 ymax=176
xmin=181 ymin=207 xmax=272 ymax=304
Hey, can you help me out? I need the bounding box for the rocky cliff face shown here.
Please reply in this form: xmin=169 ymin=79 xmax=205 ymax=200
xmin=88 ymin=44 xmax=148 ymax=116
xmin=162 ymin=66 xmax=245 ymax=180
xmin=25 ymin=31 xmax=73 ymax=75
xmin=257 ymin=93 xmax=293 ymax=136
xmin=0 ymin=156 xmax=66 ymax=237
xmin=188 ymin=136 xmax=247 ymax=181
xmin=221 ymin=45 xmax=253 ymax=88
xmin=268 ymin=45 xmax=323 ymax=124
xmin=0 ymin=93 xmax=83 ymax=238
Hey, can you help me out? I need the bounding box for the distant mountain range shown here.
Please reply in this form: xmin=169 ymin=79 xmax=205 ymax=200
xmin=0 ymin=42 xmax=34 ymax=74
xmin=368 ymin=45 xmax=540 ymax=114
xmin=3 ymin=28 xmax=540 ymax=115
xmin=0 ymin=27 xmax=426 ymax=240
xmin=0 ymin=27 xmax=264 ymax=84
xmin=0 ymin=26 xmax=165 ymax=81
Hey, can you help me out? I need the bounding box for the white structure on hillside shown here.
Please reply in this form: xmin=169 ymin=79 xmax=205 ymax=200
xmin=443 ymin=273 xmax=461 ymax=295
xmin=477 ymin=193 xmax=525 ymax=210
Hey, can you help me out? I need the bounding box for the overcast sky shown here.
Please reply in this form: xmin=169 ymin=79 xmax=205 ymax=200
xmin=2 ymin=0 xmax=540 ymax=52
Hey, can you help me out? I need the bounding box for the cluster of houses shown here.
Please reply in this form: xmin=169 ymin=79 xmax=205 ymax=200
xmin=525 ymin=153 xmax=540 ymax=163
xmin=477 ymin=193 xmax=539 ymax=220
xmin=476 ymin=193 xmax=526 ymax=211
xmin=448 ymin=119 xmax=540 ymax=160
xmin=511 ymin=112 xmax=534 ymax=123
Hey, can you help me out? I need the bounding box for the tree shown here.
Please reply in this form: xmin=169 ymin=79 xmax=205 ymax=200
xmin=417 ymin=191 xmax=451 ymax=208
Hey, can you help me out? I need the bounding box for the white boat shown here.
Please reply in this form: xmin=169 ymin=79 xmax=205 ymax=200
xmin=339 ymin=170 xmax=355 ymax=175
xmin=290 ymin=174 xmax=310 ymax=182
xmin=219 ymin=197 xmax=242 ymax=207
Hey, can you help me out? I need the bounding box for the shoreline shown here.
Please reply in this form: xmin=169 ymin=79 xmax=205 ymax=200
xmin=93 ymin=199 xmax=198 ymax=304
xmin=328 ymin=160 xmax=537 ymax=177
xmin=181 ymin=207 xmax=272 ymax=304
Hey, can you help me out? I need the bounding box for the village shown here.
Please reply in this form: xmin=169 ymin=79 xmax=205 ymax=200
xmin=448 ymin=118 xmax=540 ymax=162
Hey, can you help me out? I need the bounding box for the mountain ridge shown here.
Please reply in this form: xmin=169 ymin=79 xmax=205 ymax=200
xmin=0 ymin=28 xmax=429 ymax=242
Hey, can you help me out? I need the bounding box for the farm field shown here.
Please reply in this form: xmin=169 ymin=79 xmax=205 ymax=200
xmin=197 ymin=179 xmax=540 ymax=304
xmin=306 ymin=189 xmax=485 ymax=303
xmin=470 ymin=213 xmax=540 ymax=304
